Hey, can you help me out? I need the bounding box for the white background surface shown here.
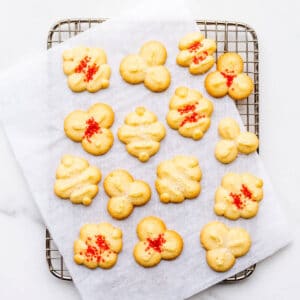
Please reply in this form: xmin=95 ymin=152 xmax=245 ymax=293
xmin=0 ymin=0 xmax=299 ymax=299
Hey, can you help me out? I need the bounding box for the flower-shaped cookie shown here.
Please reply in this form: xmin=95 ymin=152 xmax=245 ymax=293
xmin=63 ymin=46 xmax=111 ymax=92
xmin=118 ymin=107 xmax=166 ymax=162
xmin=133 ymin=216 xmax=183 ymax=268
xmin=205 ymin=52 xmax=254 ymax=100
xmin=215 ymin=172 xmax=264 ymax=220
xmin=54 ymin=155 xmax=101 ymax=206
xmin=200 ymin=221 xmax=251 ymax=272
xmin=74 ymin=223 xmax=122 ymax=269
xmin=64 ymin=103 xmax=114 ymax=156
xmin=176 ymin=32 xmax=216 ymax=75
xmin=215 ymin=117 xmax=259 ymax=164
xmin=104 ymin=170 xmax=151 ymax=220
xmin=166 ymin=86 xmax=214 ymax=140
xmin=119 ymin=41 xmax=171 ymax=92
xmin=155 ymin=155 xmax=202 ymax=203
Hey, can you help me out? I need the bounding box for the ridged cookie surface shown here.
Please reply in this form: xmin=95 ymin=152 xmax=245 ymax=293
xmin=155 ymin=155 xmax=202 ymax=203
xmin=54 ymin=155 xmax=101 ymax=206
xmin=118 ymin=107 xmax=166 ymax=162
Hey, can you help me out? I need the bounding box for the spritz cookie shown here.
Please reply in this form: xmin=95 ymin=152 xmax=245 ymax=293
xmin=166 ymin=86 xmax=213 ymax=140
xmin=63 ymin=46 xmax=111 ymax=92
xmin=200 ymin=221 xmax=251 ymax=272
xmin=54 ymin=155 xmax=101 ymax=206
xmin=215 ymin=117 xmax=259 ymax=164
xmin=120 ymin=41 xmax=171 ymax=92
xmin=118 ymin=107 xmax=166 ymax=162
xmin=74 ymin=223 xmax=122 ymax=269
xmin=214 ymin=172 xmax=264 ymax=220
xmin=205 ymin=52 xmax=254 ymax=100
xmin=104 ymin=170 xmax=151 ymax=220
xmin=64 ymin=103 xmax=114 ymax=156
xmin=133 ymin=216 xmax=183 ymax=267
xmin=155 ymin=155 xmax=202 ymax=203
xmin=176 ymin=32 xmax=216 ymax=75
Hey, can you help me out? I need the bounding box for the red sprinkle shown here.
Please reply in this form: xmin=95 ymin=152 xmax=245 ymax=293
xmin=84 ymin=234 xmax=111 ymax=263
xmin=221 ymin=72 xmax=236 ymax=87
xmin=188 ymin=41 xmax=202 ymax=52
xmin=178 ymin=104 xmax=196 ymax=114
xmin=75 ymin=56 xmax=90 ymax=73
xmin=180 ymin=112 xmax=205 ymax=127
xmin=230 ymin=192 xmax=244 ymax=209
xmin=192 ymin=51 xmax=208 ymax=64
xmin=145 ymin=234 xmax=166 ymax=253
xmin=86 ymin=245 xmax=96 ymax=256
xmin=241 ymin=184 xmax=252 ymax=199
xmin=85 ymin=64 xmax=99 ymax=82
xmin=177 ymin=103 xmax=205 ymax=127
xmin=83 ymin=117 xmax=101 ymax=142
xmin=230 ymin=185 xmax=253 ymax=209
xmin=95 ymin=235 xmax=110 ymax=251
xmin=75 ymin=56 xmax=99 ymax=82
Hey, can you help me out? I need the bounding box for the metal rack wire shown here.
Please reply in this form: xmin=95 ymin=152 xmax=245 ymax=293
xmin=46 ymin=19 xmax=259 ymax=283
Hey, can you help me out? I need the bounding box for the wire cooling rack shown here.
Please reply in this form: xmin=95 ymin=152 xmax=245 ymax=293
xmin=46 ymin=19 xmax=259 ymax=283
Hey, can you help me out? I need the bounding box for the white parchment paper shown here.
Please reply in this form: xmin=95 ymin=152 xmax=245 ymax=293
xmin=0 ymin=7 xmax=291 ymax=300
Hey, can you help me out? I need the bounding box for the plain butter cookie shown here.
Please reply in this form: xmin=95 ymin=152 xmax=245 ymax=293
xmin=104 ymin=170 xmax=151 ymax=220
xmin=119 ymin=41 xmax=171 ymax=92
xmin=54 ymin=155 xmax=101 ymax=206
xmin=118 ymin=107 xmax=166 ymax=162
xmin=200 ymin=221 xmax=251 ymax=272
xmin=155 ymin=155 xmax=202 ymax=203
xmin=215 ymin=117 xmax=259 ymax=163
